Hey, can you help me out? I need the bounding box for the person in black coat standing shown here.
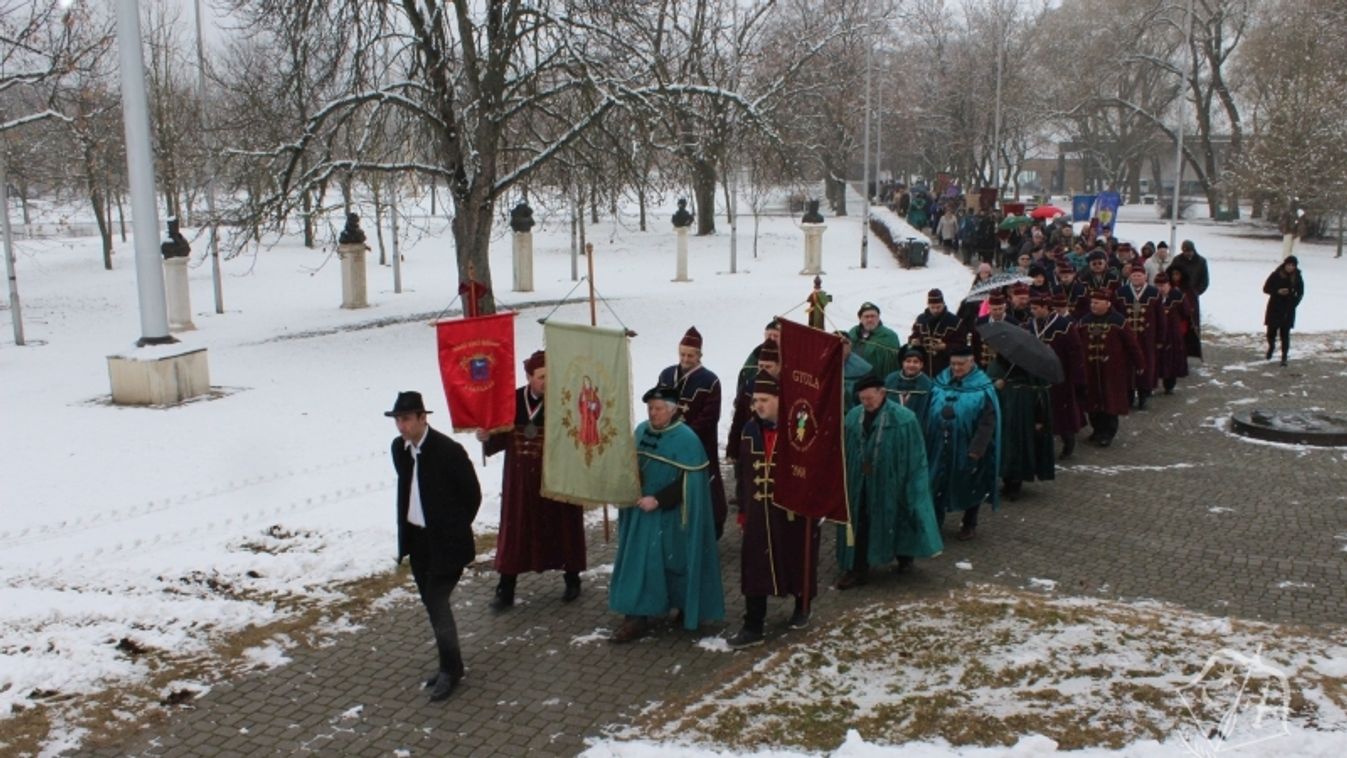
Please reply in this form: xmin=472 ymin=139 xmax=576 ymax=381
xmin=1263 ymin=256 xmax=1306 ymax=367
xmin=387 ymin=391 xmax=482 ymax=702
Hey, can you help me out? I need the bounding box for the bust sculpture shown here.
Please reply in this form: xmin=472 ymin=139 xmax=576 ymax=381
xmin=160 ymin=217 xmax=191 ymax=259
xmin=802 ymin=199 xmax=825 ymax=224
xmin=339 ymin=212 xmax=367 ymax=245
xmin=672 ymin=198 xmax=694 ymax=228
xmin=509 ymin=199 xmax=535 ymax=233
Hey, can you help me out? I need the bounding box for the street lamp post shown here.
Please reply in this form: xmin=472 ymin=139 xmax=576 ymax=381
xmin=1168 ymin=0 xmax=1195 ymax=252
xmin=193 ymin=0 xmax=223 ymax=314
xmin=859 ymin=0 xmax=873 ymax=269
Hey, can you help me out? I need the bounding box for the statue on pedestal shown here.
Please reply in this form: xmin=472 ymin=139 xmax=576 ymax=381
xmin=339 ymin=212 xmax=367 ymax=245
xmin=509 ymin=198 xmax=535 ymax=233
xmin=802 ymin=199 xmax=825 ymax=224
xmin=160 ymin=217 xmax=191 ymax=259
xmin=672 ymin=198 xmax=694 ymax=228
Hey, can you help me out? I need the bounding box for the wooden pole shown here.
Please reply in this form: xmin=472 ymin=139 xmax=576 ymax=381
xmin=586 ymin=241 xmax=611 ymax=542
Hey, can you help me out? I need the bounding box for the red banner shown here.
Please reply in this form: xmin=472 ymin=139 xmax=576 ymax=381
xmin=774 ymin=319 xmax=849 ymax=523
xmin=435 ymin=312 xmax=516 ymax=433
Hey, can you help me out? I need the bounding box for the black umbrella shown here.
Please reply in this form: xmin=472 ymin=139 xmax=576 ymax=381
xmin=975 ymin=321 xmax=1064 ymax=384
xmin=965 ymin=273 xmax=1033 ymax=301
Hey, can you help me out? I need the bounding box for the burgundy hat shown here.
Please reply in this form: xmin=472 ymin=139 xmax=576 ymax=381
xmin=523 ymin=350 xmax=546 ymax=375
xmin=1030 ymin=295 xmax=1051 ymax=309
xmin=757 ymin=340 xmax=780 ymax=363
xmin=751 ymin=369 xmax=780 ymax=396
xmin=679 ymin=326 xmax=703 ymax=350
xmin=927 ymin=289 xmax=945 ymax=305
xmin=1051 ymin=292 xmax=1069 ymax=308
xmin=1010 ymin=283 xmax=1030 ymax=296
xmin=988 ymin=291 xmax=1007 ymax=307
xmin=1056 ymin=262 xmax=1075 ymax=276
xmin=1089 ymin=289 xmax=1113 ymax=302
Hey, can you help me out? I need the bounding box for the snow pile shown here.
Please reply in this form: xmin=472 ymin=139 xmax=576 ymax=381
xmin=603 ymin=588 xmax=1347 ymax=756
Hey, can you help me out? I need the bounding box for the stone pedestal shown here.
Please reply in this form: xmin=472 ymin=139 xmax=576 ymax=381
xmin=163 ymin=256 xmax=195 ymax=331
xmin=801 ymin=223 xmax=827 ymax=275
xmin=337 ymin=242 xmax=368 ymax=309
xmin=107 ymin=346 xmax=210 ymax=406
xmin=673 ymin=226 xmax=691 ymax=282
xmin=512 ymin=231 xmax=534 ymax=292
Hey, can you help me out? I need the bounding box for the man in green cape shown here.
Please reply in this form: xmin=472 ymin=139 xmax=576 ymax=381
xmin=836 ymin=376 xmax=942 ymax=589
xmin=609 ymin=386 xmax=725 ymax=643
xmin=836 ymin=330 xmax=873 ymax=414
xmin=925 ymin=346 xmax=1001 ymax=541
xmin=848 ymin=302 xmax=902 ymax=381
xmin=883 ymin=344 xmax=934 ymax=427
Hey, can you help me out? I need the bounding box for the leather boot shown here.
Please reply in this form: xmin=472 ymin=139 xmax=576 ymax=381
xmin=490 ymin=574 xmax=516 ymax=611
xmin=1060 ymin=435 xmax=1076 ymax=459
xmin=561 ymin=572 xmax=581 ymax=602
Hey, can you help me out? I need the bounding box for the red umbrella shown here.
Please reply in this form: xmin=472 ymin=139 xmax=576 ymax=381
xmin=1030 ymin=205 xmax=1065 ymax=220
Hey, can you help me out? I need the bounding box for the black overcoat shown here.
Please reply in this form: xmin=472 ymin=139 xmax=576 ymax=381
xmin=392 ymin=426 xmax=482 ymax=575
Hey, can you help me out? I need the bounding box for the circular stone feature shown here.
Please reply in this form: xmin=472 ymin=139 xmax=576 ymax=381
xmin=1231 ymin=409 xmax=1347 ymax=446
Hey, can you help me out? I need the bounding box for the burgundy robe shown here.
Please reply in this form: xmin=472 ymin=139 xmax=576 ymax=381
xmin=1032 ymin=313 xmax=1086 ymax=436
xmin=484 ymin=387 xmax=587 ymax=574
xmin=1116 ymin=283 xmax=1162 ymax=391
xmin=1156 ymin=290 xmax=1190 ymax=383
xmin=1078 ymin=311 xmax=1144 ymax=416
xmin=736 ymin=419 xmax=819 ymax=599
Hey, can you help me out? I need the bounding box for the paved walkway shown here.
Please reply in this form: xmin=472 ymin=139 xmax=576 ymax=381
xmin=96 ymin=341 xmax=1347 ymax=757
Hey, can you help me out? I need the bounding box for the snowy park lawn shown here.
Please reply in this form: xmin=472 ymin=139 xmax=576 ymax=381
xmin=593 ymin=588 xmax=1347 ymax=756
xmin=3 ymin=189 xmax=1347 ymax=754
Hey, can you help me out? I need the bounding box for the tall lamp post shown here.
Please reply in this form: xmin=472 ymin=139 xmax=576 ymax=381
xmin=1168 ymin=0 xmax=1195 ymax=252
xmin=193 ymin=0 xmax=222 ymax=314
xmin=859 ymin=0 xmax=873 ymax=269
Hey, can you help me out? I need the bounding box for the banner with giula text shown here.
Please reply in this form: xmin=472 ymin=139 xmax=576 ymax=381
xmin=775 ymin=319 xmax=849 ymax=523
xmin=541 ymin=321 xmax=641 ymax=506
xmin=436 ymin=312 xmax=516 ymax=433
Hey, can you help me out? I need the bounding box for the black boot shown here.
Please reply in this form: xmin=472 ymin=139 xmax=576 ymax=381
xmin=562 ymin=572 xmax=581 ymax=602
xmin=1060 ymin=435 xmax=1076 ymax=460
xmin=490 ymin=574 xmax=516 ymax=611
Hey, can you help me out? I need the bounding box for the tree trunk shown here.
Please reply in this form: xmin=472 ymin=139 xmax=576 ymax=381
xmin=430 ymin=180 xmax=437 ymax=216
xmin=301 ymin=189 xmax=315 ymax=249
xmin=589 ymin=183 xmax=599 ymax=224
xmin=638 ymin=185 xmax=647 ymax=232
xmin=692 ymin=160 xmax=717 ymax=235
xmin=116 ymin=192 xmax=127 ymax=242
xmin=1251 ymin=192 xmax=1264 ymax=220
xmin=89 ymin=185 xmax=112 ymax=270
xmin=1126 ymin=158 xmax=1142 ymax=204
xmin=372 ymin=181 xmax=387 ymax=266
xmin=452 ymin=188 xmax=497 ymax=315
xmin=826 ymin=175 xmax=848 ymax=216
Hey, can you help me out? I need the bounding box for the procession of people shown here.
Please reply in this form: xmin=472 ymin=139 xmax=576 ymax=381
xmin=388 ymin=211 xmax=1257 ymax=702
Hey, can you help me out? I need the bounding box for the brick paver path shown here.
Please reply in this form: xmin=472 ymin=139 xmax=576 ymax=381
xmin=97 ymin=341 xmax=1347 ymax=757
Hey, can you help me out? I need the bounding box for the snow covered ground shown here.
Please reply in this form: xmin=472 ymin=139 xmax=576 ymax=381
xmin=2 ymin=188 xmax=1345 ymax=754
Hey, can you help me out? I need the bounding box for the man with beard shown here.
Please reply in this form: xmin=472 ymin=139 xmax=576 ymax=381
xmin=736 ymin=319 xmax=781 ymax=391
xmin=1035 ymin=295 xmax=1087 ymax=459
xmin=1116 ymin=267 xmax=1162 ymax=410
xmin=1056 ymin=261 xmax=1088 ymax=314
xmin=836 ymin=375 xmax=941 ymax=588
xmin=1008 ymin=283 xmax=1033 ymax=323
xmin=1079 ymin=290 xmax=1144 ymax=447
xmin=910 ymin=289 xmax=966 ymax=377
xmin=849 ymin=302 xmax=903 ymax=381
xmin=727 ymin=371 xmax=819 ymax=648
xmin=925 ymin=347 xmax=1000 ymax=541
xmin=478 ymin=351 xmax=586 ymax=610
xmin=884 ymin=344 xmax=934 ymax=427
xmin=658 ymin=327 xmax=727 ymax=537
xmin=609 ymin=387 xmax=725 ymax=643
xmin=1078 ymin=250 xmax=1121 ymax=308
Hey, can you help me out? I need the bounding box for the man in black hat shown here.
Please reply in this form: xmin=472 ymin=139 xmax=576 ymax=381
xmin=387 ymin=391 xmax=482 ymax=702
xmin=659 ymin=327 xmax=727 ymax=537
xmin=728 ymin=371 xmax=818 ymax=647
xmin=884 ymin=344 xmax=934 ymax=427
xmin=909 ymin=289 xmax=966 ymax=377
xmin=727 ymin=339 xmax=781 ymax=464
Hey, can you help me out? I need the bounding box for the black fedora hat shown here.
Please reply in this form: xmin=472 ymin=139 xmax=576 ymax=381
xmin=385 ymin=391 xmax=433 ymax=417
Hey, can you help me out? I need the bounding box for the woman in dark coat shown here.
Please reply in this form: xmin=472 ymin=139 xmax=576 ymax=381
xmin=1263 ymin=256 xmax=1305 ymax=366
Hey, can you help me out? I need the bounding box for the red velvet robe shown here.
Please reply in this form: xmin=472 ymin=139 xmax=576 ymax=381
xmin=1116 ymin=283 xmax=1162 ymax=391
xmin=736 ymin=419 xmax=818 ymax=598
xmin=1032 ymin=313 xmax=1086 ymax=436
xmin=484 ymin=387 xmax=587 ymax=574
xmin=1078 ymin=311 xmax=1144 ymax=416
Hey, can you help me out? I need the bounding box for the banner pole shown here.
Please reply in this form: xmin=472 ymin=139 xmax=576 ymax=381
xmin=585 ymin=242 xmax=611 ymax=542
xmin=802 ymin=517 xmax=813 ymax=616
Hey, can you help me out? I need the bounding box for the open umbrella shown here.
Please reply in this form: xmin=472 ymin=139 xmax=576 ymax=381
xmin=1029 ymin=205 xmax=1064 ymax=220
xmin=998 ymin=214 xmax=1031 ymax=230
xmin=965 ymin=273 xmax=1034 ymax=300
xmin=975 ymin=321 xmax=1064 ymax=384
